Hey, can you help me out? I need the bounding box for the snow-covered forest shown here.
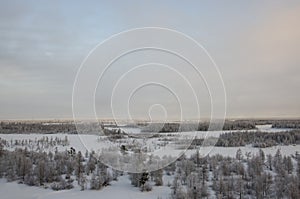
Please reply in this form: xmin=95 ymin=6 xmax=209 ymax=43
xmin=0 ymin=120 xmax=300 ymax=198
xmin=2 ymin=119 xmax=294 ymax=134
xmin=0 ymin=138 xmax=299 ymax=198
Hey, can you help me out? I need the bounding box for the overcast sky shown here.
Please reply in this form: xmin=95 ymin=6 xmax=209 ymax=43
xmin=0 ymin=0 xmax=300 ymax=120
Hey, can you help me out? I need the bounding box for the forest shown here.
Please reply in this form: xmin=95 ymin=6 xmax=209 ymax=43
xmin=0 ymin=136 xmax=299 ymax=198
xmin=1 ymin=120 xmax=300 ymax=198
xmin=216 ymin=130 xmax=300 ymax=147
xmin=0 ymin=120 xmax=259 ymax=134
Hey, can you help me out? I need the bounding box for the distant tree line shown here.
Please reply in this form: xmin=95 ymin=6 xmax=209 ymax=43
xmin=0 ymin=121 xmax=102 ymax=134
xmin=0 ymin=121 xmax=77 ymax=134
xmin=141 ymin=120 xmax=256 ymax=133
xmin=198 ymin=120 xmax=256 ymax=131
xmin=271 ymin=120 xmax=300 ymax=129
xmin=3 ymin=120 xmax=300 ymax=134
xmin=1 ymin=136 xmax=69 ymax=151
xmin=216 ymin=130 xmax=300 ymax=147
xmin=245 ymin=119 xmax=300 ymax=128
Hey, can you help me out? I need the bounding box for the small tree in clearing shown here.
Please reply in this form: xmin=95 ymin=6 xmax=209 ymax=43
xmin=236 ymin=148 xmax=243 ymax=162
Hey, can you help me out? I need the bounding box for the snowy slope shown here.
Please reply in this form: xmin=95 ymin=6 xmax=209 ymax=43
xmin=0 ymin=175 xmax=171 ymax=199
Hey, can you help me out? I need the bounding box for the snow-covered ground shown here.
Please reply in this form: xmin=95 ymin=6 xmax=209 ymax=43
xmin=0 ymin=175 xmax=172 ymax=199
xmin=0 ymin=131 xmax=299 ymax=158
xmin=255 ymin=124 xmax=293 ymax=132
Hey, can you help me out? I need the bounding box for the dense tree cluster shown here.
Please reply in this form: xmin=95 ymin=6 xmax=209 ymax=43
xmin=0 ymin=136 xmax=69 ymax=151
xmin=239 ymin=119 xmax=300 ymax=128
xmin=171 ymin=149 xmax=300 ymax=199
xmin=0 ymin=141 xmax=116 ymax=191
xmin=216 ymin=130 xmax=300 ymax=147
xmin=0 ymin=121 xmax=77 ymax=134
xmin=128 ymin=169 xmax=163 ymax=192
xmin=141 ymin=123 xmax=189 ymax=132
xmin=141 ymin=120 xmax=256 ymax=133
xmin=198 ymin=120 xmax=256 ymax=131
xmin=0 ymin=137 xmax=166 ymax=193
xmin=2 ymin=120 xmax=299 ymax=135
xmin=271 ymin=120 xmax=300 ymax=129
xmin=0 ymin=140 xmax=299 ymax=198
xmin=0 ymin=121 xmax=102 ymax=134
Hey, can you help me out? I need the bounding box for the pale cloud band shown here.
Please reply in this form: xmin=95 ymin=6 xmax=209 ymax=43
xmin=0 ymin=1 xmax=299 ymax=119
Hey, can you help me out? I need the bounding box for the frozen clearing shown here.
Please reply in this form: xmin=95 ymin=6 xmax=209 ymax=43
xmin=0 ymin=133 xmax=299 ymax=158
xmin=255 ymin=124 xmax=293 ymax=132
xmin=0 ymin=175 xmax=172 ymax=199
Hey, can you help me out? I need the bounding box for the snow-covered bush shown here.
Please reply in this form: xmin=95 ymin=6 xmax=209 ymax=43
xmin=51 ymin=177 xmax=73 ymax=191
xmin=141 ymin=181 xmax=152 ymax=192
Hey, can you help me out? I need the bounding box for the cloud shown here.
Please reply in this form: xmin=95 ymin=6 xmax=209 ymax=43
xmin=221 ymin=4 xmax=300 ymax=118
xmin=0 ymin=1 xmax=299 ymax=119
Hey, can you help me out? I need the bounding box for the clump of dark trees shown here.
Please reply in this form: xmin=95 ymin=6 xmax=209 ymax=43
xmin=241 ymin=119 xmax=300 ymax=129
xmin=216 ymin=130 xmax=300 ymax=147
xmin=0 ymin=121 xmax=77 ymax=134
xmin=129 ymin=169 xmax=163 ymax=192
xmin=197 ymin=120 xmax=256 ymax=131
xmin=2 ymin=119 xmax=299 ymax=135
xmin=271 ymin=120 xmax=300 ymax=129
xmin=141 ymin=120 xmax=256 ymax=133
xmin=0 ymin=121 xmax=102 ymax=134
xmin=1 ymin=136 xmax=69 ymax=151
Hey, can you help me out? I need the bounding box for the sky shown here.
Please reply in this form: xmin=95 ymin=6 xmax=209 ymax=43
xmin=0 ymin=0 xmax=300 ymax=120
